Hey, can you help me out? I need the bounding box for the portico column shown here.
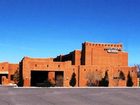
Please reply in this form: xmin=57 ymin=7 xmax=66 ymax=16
xmin=24 ymin=77 xmax=31 ymax=87
xmin=48 ymin=72 xmax=55 ymax=81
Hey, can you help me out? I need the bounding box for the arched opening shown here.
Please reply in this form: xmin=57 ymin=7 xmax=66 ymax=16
xmin=119 ymin=71 xmax=125 ymax=80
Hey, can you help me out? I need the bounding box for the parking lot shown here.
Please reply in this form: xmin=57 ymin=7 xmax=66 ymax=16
xmin=0 ymin=87 xmax=140 ymax=105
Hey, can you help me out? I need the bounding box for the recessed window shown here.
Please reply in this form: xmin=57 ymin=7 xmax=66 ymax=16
xmin=113 ymin=77 xmax=119 ymax=79
xmin=35 ymin=64 xmax=37 ymax=67
xmin=84 ymin=69 xmax=86 ymax=71
xmin=47 ymin=65 xmax=49 ymax=67
xmin=2 ymin=67 xmax=4 ymax=69
xmin=58 ymin=65 xmax=60 ymax=67
xmin=73 ymin=69 xmax=75 ymax=72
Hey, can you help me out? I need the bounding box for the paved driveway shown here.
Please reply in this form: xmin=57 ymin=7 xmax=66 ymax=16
xmin=0 ymin=87 xmax=140 ymax=105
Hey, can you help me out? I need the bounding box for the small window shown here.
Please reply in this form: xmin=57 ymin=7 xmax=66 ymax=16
xmin=35 ymin=64 xmax=37 ymax=67
xmin=73 ymin=69 xmax=75 ymax=72
xmin=47 ymin=65 xmax=49 ymax=67
xmin=113 ymin=77 xmax=119 ymax=79
xmin=58 ymin=65 xmax=60 ymax=67
xmin=2 ymin=67 xmax=4 ymax=69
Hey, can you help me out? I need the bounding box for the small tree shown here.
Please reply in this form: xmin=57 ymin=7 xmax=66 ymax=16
xmin=13 ymin=70 xmax=20 ymax=84
xmin=86 ymin=71 xmax=95 ymax=86
xmin=99 ymin=71 xmax=109 ymax=87
xmin=86 ymin=70 xmax=102 ymax=86
xmin=69 ymin=72 xmax=76 ymax=87
xmin=136 ymin=65 xmax=140 ymax=78
xmin=112 ymin=70 xmax=125 ymax=86
xmin=127 ymin=71 xmax=133 ymax=87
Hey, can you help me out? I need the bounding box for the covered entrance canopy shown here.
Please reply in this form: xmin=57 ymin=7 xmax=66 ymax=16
xmin=31 ymin=70 xmax=64 ymax=87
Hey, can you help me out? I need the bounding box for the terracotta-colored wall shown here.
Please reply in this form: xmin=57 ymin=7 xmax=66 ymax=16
xmin=20 ymin=42 xmax=138 ymax=87
xmin=0 ymin=62 xmax=9 ymax=73
xmin=0 ymin=41 xmax=138 ymax=87
xmin=73 ymin=50 xmax=81 ymax=65
xmin=0 ymin=62 xmax=19 ymax=85
xmin=81 ymin=42 xmax=128 ymax=66
xmin=79 ymin=65 xmax=137 ymax=87
xmin=21 ymin=57 xmax=74 ymax=87
xmin=8 ymin=64 xmax=19 ymax=83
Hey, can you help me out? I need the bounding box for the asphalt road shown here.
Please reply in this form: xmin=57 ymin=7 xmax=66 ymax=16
xmin=0 ymin=87 xmax=140 ymax=105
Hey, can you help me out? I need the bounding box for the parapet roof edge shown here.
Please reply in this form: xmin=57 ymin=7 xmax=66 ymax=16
xmin=0 ymin=62 xmax=18 ymax=65
xmin=84 ymin=41 xmax=123 ymax=45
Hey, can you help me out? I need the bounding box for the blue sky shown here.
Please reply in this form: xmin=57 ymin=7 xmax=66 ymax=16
xmin=0 ymin=0 xmax=139 ymax=65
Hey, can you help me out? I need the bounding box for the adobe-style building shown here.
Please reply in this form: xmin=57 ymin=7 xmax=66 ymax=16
xmin=0 ymin=42 xmax=138 ymax=87
xmin=0 ymin=62 xmax=18 ymax=85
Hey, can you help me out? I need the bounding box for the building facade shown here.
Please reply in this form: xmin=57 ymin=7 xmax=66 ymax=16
xmin=0 ymin=42 xmax=138 ymax=87
xmin=0 ymin=62 xmax=18 ymax=85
